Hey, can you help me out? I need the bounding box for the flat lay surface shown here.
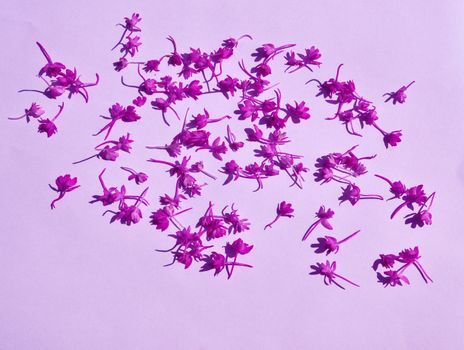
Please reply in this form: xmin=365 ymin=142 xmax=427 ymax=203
xmin=1 ymin=1 xmax=464 ymax=349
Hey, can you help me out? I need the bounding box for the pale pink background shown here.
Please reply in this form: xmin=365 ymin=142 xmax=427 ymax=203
xmin=1 ymin=1 xmax=464 ymax=349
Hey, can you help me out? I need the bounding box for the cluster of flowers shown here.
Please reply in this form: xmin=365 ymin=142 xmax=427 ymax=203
xmin=73 ymin=133 xmax=135 ymax=164
xmin=9 ymin=42 xmax=99 ymax=137
xmin=313 ymin=145 xmax=384 ymax=205
xmin=9 ymin=102 xmax=64 ymax=137
xmin=221 ymin=125 xmax=308 ymax=191
xmin=375 ymin=174 xmax=436 ymax=229
xmin=90 ymin=168 xmax=149 ymax=225
xmin=307 ymin=64 xmax=404 ymax=148
xmin=8 ymin=12 xmax=435 ymax=285
xmin=303 ymin=205 xmax=361 ymax=289
xmin=152 ymin=201 xmax=253 ymax=277
xmin=373 ymin=246 xmax=432 ymax=287
xmin=147 ymin=110 xmax=231 ymax=162
xmin=112 ymin=13 xmax=312 ymax=192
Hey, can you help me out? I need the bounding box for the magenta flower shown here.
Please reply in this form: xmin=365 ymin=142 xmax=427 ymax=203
xmin=225 ymin=125 xmax=244 ymax=152
xmin=338 ymin=183 xmax=383 ymax=206
xmin=285 ymin=46 xmax=321 ymax=73
xmin=383 ymin=81 xmax=415 ymax=105
xmin=143 ymin=59 xmax=160 ymax=73
xmin=19 ymin=43 xmax=99 ymax=103
xmin=196 ymin=137 xmax=228 ymax=161
xmin=120 ymin=166 xmax=148 ymax=184
xmin=200 ymin=251 xmax=252 ymax=278
xmin=112 ymin=13 xmax=142 ymax=50
xmin=73 ymin=133 xmax=133 ymax=164
xmin=120 ymin=36 xmax=142 ymax=57
xmin=404 ymin=209 xmax=433 ymax=228
xmin=298 ymin=46 xmax=322 ymax=68
xmin=310 ymin=230 xmax=361 ymax=255
xmin=373 ymin=246 xmax=432 ymax=287
xmin=309 ymin=260 xmax=359 ymax=289
xmin=186 ymin=109 xmax=230 ymax=130
xmin=313 ymin=146 xmax=375 ymax=185
xmin=397 ymin=246 xmax=433 ymax=283
xmin=377 ymin=270 xmax=410 ymax=287
xmin=221 ymin=204 xmax=251 ymax=234
xmin=264 ymin=201 xmax=294 ymax=230
xmin=49 ymin=174 xmax=79 ymax=209
xmin=200 ymin=252 xmax=227 ymax=276
xmin=225 ymin=238 xmax=253 ymax=258
xmin=95 ymin=104 xmax=141 ymax=140
xmin=251 ymin=42 xmax=295 ymax=63
xmin=302 ymin=205 xmax=335 ymax=241
xmin=284 ymin=101 xmax=311 ymax=124
xmin=150 ymin=206 xmax=191 ymax=231
xmin=90 ymin=169 xmax=125 ymax=206
xmin=36 ymin=42 xmax=66 ymax=78
xmin=389 ymin=185 xmax=428 ymax=219
xmin=217 ymin=75 xmax=239 ymax=99
xmin=37 ymin=103 xmax=64 ymax=137
xmin=383 ymin=130 xmax=402 ymax=148
xmin=113 ymin=57 xmax=128 ymax=71
xmin=150 ymin=98 xmax=180 ymax=126
xmin=104 ymin=187 xmax=149 ymax=226
xmin=307 ymin=64 xmax=405 ymax=147
xmin=8 ymin=102 xmax=45 ymax=123
xmin=372 ymin=254 xmax=397 ymax=271
xmin=374 ymin=174 xmax=406 ymax=200
xmin=224 ymin=238 xmax=253 ymax=279
xmin=190 ymin=161 xmax=217 ymax=180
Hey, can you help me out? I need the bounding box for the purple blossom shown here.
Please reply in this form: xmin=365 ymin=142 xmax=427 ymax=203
xmin=302 ymin=205 xmax=335 ymax=241
xmin=338 ymin=183 xmax=383 ymax=206
xmin=310 ymin=230 xmax=360 ymax=255
xmin=49 ymin=174 xmax=79 ymax=209
xmin=384 ymin=81 xmax=415 ymax=105
xmin=8 ymin=102 xmax=45 ymax=123
xmin=120 ymin=166 xmax=148 ymax=185
xmin=309 ymin=260 xmax=359 ymax=289
xmin=374 ymin=246 xmax=432 ymax=287
xmin=264 ymin=201 xmax=294 ymax=230
xmin=37 ymin=103 xmax=64 ymax=137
